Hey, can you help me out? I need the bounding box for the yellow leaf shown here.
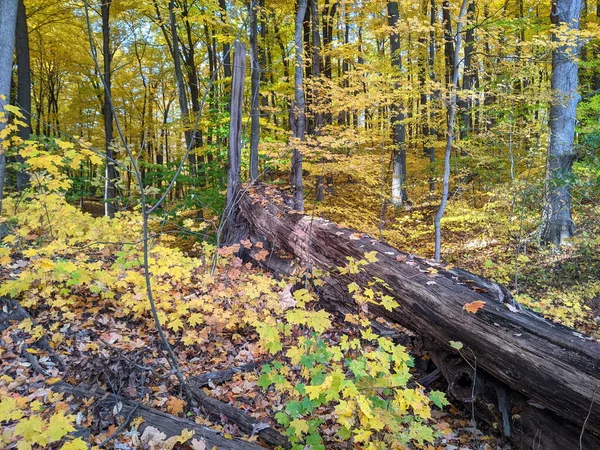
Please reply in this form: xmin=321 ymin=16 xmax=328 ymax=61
xmin=14 ymin=416 xmax=46 ymax=445
xmin=177 ymin=428 xmax=194 ymax=443
xmin=289 ymin=418 xmax=309 ymax=437
xmin=0 ymin=397 xmax=25 ymax=421
xmin=45 ymin=412 xmax=75 ymax=442
xmin=61 ymin=438 xmax=88 ymax=450
xmin=364 ymin=251 xmax=378 ymax=263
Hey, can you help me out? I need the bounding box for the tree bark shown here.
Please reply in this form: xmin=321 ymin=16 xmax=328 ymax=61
xmin=540 ymin=0 xmax=582 ymax=245
xmin=238 ymin=184 xmax=600 ymax=449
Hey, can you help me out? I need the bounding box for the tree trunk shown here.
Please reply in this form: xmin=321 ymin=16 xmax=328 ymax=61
xmin=0 ymin=0 xmax=18 ymax=216
xmin=101 ymin=0 xmax=117 ymax=218
xmin=434 ymin=0 xmax=469 ymax=262
xmin=168 ymin=0 xmax=195 ymax=178
xmin=238 ymin=184 xmax=600 ymax=450
xmin=291 ymin=0 xmax=308 ymax=212
xmin=459 ymin=1 xmax=476 ymax=142
xmin=249 ymin=0 xmax=260 ymax=181
xmin=540 ymin=0 xmax=582 ymax=245
xmin=388 ymin=2 xmax=408 ymax=207
xmin=15 ymin=0 xmax=31 ymax=191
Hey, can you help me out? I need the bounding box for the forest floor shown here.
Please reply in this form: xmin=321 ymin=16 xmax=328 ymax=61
xmin=2 ymin=189 xmax=599 ymax=449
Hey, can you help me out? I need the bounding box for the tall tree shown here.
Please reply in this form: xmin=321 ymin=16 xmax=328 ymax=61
xmin=249 ymin=0 xmax=260 ymax=180
xmin=540 ymin=0 xmax=583 ymax=245
xmin=167 ymin=0 xmax=196 ymax=177
xmin=434 ymin=0 xmax=469 ymax=262
xmin=291 ymin=0 xmax=308 ymax=212
xmin=101 ymin=0 xmax=117 ymax=217
xmin=15 ymin=0 xmax=31 ymax=191
xmin=0 ymin=0 xmax=18 ymax=215
xmin=388 ymin=2 xmax=408 ymax=206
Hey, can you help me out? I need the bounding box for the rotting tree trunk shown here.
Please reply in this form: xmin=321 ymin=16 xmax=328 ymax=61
xmin=223 ymin=42 xmax=247 ymax=245
xmin=238 ymin=184 xmax=600 ymax=450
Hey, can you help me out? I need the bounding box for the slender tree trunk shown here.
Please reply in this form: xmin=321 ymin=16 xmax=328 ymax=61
xmin=388 ymin=2 xmax=408 ymax=207
xmin=442 ymin=0 xmax=455 ymax=86
xmin=249 ymin=0 xmax=260 ymax=180
xmin=101 ymin=0 xmax=117 ymax=217
xmin=311 ymin=0 xmax=323 ymax=132
xmin=0 ymin=0 xmax=18 ymax=215
xmin=15 ymin=0 xmax=31 ymax=191
xmin=434 ymin=0 xmax=469 ymax=262
xmin=291 ymin=0 xmax=308 ymax=212
xmin=181 ymin=1 xmax=200 ymax=179
xmin=459 ymin=1 xmax=476 ymax=142
xmin=426 ymin=0 xmax=438 ymax=194
xmin=540 ymin=0 xmax=582 ymax=245
xmin=168 ymin=0 xmax=195 ymax=180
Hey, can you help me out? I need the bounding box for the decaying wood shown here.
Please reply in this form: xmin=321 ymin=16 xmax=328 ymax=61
xmin=189 ymin=385 xmax=289 ymax=449
xmin=51 ymin=382 xmax=266 ymax=450
xmin=0 ymin=296 xmax=65 ymax=373
xmin=426 ymin=341 xmax=599 ymax=450
xmin=238 ymin=184 xmax=600 ymax=449
xmin=188 ymin=362 xmax=259 ymax=388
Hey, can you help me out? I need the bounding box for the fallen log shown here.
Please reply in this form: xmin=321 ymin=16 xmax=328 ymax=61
xmin=238 ymin=184 xmax=600 ymax=449
xmin=51 ymin=382 xmax=266 ymax=450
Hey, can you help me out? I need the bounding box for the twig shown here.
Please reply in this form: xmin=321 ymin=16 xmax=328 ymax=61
xmin=580 ymin=385 xmax=599 ymax=450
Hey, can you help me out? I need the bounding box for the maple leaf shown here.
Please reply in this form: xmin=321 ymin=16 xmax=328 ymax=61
xmin=279 ymin=285 xmax=296 ymax=310
xmin=61 ymin=438 xmax=88 ymax=450
xmin=289 ymin=418 xmax=309 ymax=437
xmin=0 ymin=396 xmax=25 ymax=421
xmin=363 ymin=251 xmax=378 ymax=263
xmin=14 ymin=416 xmax=46 ymax=446
xmin=191 ymin=438 xmax=207 ymax=450
xmin=463 ymin=300 xmax=486 ymax=314
xmin=166 ymin=397 xmax=186 ymax=416
xmin=254 ymin=249 xmax=269 ymax=261
xmin=45 ymin=412 xmax=76 ymax=442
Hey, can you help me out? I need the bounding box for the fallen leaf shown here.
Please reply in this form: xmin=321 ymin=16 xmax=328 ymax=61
xmin=166 ymin=396 xmax=185 ymax=416
xmin=463 ymin=300 xmax=486 ymax=314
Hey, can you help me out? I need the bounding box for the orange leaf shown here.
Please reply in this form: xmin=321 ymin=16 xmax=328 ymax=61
xmin=464 ymin=300 xmax=486 ymax=314
xmin=254 ymin=249 xmax=269 ymax=261
xmin=166 ymin=396 xmax=186 ymax=415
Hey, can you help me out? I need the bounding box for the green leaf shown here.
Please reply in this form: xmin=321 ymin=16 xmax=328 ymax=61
xmin=429 ymin=390 xmax=449 ymax=409
xmin=449 ymin=340 xmax=464 ymax=351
